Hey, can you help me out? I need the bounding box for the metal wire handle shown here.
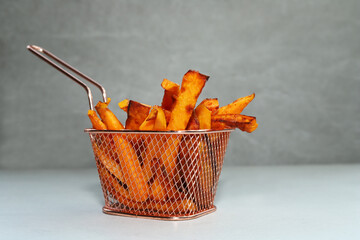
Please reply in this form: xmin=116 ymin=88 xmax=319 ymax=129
xmin=27 ymin=45 xmax=107 ymax=110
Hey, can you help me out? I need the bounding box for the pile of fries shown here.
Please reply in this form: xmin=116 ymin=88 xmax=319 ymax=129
xmin=88 ymin=70 xmax=257 ymax=132
xmin=87 ymin=70 xmax=257 ymax=216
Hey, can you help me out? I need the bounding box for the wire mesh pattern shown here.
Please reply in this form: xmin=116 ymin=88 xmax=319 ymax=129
xmin=86 ymin=129 xmax=232 ymax=220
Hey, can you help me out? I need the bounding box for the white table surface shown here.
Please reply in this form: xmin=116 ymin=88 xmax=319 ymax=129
xmin=1 ymin=165 xmax=359 ymax=240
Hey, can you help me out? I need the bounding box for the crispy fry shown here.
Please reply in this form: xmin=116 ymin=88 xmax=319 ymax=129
xmin=142 ymin=134 xmax=180 ymax=188
xmin=178 ymin=136 xmax=201 ymax=205
xmin=167 ymin=70 xmax=209 ymax=130
xmin=95 ymin=98 xmax=124 ymax=130
xmin=96 ymin=100 xmax=149 ymax=201
xmin=118 ymin=99 xmax=130 ymax=113
xmin=215 ymin=93 xmax=255 ymax=115
xmin=164 ymin=109 xmax=171 ymax=124
xmin=199 ymin=98 xmax=219 ymax=115
xmin=88 ymin=110 xmax=107 ymax=130
xmin=101 ymin=164 xmax=196 ymax=213
xmin=195 ymin=103 xmax=212 ymax=129
xmin=153 ymin=106 xmax=167 ymax=131
xmin=152 ymin=199 xmax=196 ymax=213
xmin=139 ymin=107 xmax=158 ymax=131
xmin=160 ymin=136 xmax=179 ymax=180
xmin=197 ymin=138 xmax=215 ymax=208
xmin=186 ymin=111 xmax=200 ymax=130
xmin=161 ymin=78 xmax=180 ymax=93
xmin=161 ymin=79 xmax=180 ymax=111
xmin=141 ymin=135 xmax=159 ymax=182
xmin=153 ymin=157 xmax=185 ymax=201
xmin=98 ymin=162 xmax=131 ymax=200
xmin=140 ymin=106 xmax=169 ymax=182
xmin=211 ymin=114 xmax=258 ymax=133
xmin=150 ymin=177 xmax=166 ymax=201
xmin=125 ymin=100 xmax=151 ymax=130
xmin=93 ymin=143 xmax=125 ymax=183
xmin=112 ymin=135 xmax=149 ymax=202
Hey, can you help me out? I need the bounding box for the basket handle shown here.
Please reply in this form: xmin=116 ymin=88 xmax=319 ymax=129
xmin=27 ymin=45 xmax=107 ymax=110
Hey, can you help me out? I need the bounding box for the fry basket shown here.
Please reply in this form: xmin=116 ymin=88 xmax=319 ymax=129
xmin=86 ymin=129 xmax=233 ymax=220
xmin=26 ymin=45 xmax=233 ymax=221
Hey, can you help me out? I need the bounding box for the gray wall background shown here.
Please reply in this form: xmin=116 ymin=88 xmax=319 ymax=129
xmin=0 ymin=0 xmax=359 ymax=169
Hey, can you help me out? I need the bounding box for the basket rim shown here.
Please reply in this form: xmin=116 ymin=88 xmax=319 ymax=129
xmin=84 ymin=128 xmax=234 ymax=134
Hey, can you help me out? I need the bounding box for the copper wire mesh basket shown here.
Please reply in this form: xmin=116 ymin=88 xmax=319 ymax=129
xmin=26 ymin=45 xmax=233 ymax=221
xmin=86 ymin=129 xmax=233 ymax=220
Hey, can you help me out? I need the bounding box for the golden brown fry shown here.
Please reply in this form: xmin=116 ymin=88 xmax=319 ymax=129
xmin=98 ymin=163 xmax=131 ymax=200
xmin=164 ymin=109 xmax=171 ymax=125
xmin=167 ymin=70 xmax=209 ymax=131
xmin=140 ymin=105 xmax=168 ymax=183
xmin=160 ymin=137 xmax=179 ymax=180
xmin=186 ymin=111 xmax=200 ymax=130
xmin=215 ymin=93 xmax=255 ymax=115
xmin=150 ymin=176 xmax=166 ymax=201
xmin=197 ymin=139 xmax=215 ymax=208
xmin=101 ymin=161 xmax=196 ymax=213
xmin=178 ymin=136 xmax=201 ymax=204
xmin=152 ymin=157 xmax=185 ymax=201
xmin=199 ymin=98 xmax=219 ymax=115
xmin=88 ymin=110 xmax=107 ymax=130
xmin=139 ymin=107 xmax=158 ymax=131
xmin=96 ymin=100 xmax=149 ymax=200
xmin=161 ymin=78 xmax=181 ymax=93
xmin=118 ymin=99 xmax=130 ymax=113
xmin=153 ymin=199 xmax=196 ymax=213
xmin=141 ymin=135 xmax=159 ymax=182
xmin=125 ymin=100 xmax=151 ymax=130
xmin=94 ymin=143 xmax=125 ymax=183
xmin=95 ymin=98 xmax=124 ymax=130
xmin=195 ymin=103 xmax=211 ymax=129
xmin=153 ymin=106 xmax=167 ymax=131
xmin=113 ymin=135 xmax=149 ymax=202
xmin=161 ymin=79 xmax=180 ymax=111
xmin=211 ymin=114 xmax=258 ymax=133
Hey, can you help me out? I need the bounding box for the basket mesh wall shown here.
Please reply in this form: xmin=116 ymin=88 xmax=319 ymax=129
xmin=88 ymin=130 xmax=231 ymax=219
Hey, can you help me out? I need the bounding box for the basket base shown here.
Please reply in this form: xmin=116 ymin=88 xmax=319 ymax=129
xmin=102 ymin=206 xmax=217 ymax=221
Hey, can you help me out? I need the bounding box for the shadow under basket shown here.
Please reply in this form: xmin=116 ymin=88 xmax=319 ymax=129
xmin=85 ymin=129 xmax=233 ymax=221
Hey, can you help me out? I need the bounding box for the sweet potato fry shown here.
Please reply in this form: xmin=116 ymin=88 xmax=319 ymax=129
xmin=153 ymin=106 xmax=167 ymax=131
xmin=178 ymin=136 xmax=201 ymax=205
xmin=197 ymin=138 xmax=215 ymax=208
xmin=195 ymin=103 xmax=211 ymax=129
xmin=161 ymin=79 xmax=180 ymax=111
xmin=215 ymin=93 xmax=255 ymax=115
xmin=125 ymin=100 xmax=151 ymax=130
xmin=199 ymin=98 xmax=219 ymax=115
xmin=211 ymin=114 xmax=258 ymax=133
xmin=96 ymin=99 xmax=149 ymax=201
xmin=118 ymin=99 xmax=130 ymax=113
xmin=112 ymin=135 xmax=149 ymax=202
xmin=150 ymin=176 xmax=166 ymax=201
xmin=153 ymin=199 xmax=196 ymax=213
xmin=167 ymin=70 xmax=209 ymax=130
xmin=93 ymin=143 xmax=125 ymax=183
xmin=139 ymin=107 xmax=158 ymax=131
xmin=141 ymin=136 xmax=159 ymax=182
xmin=164 ymin=109 xmax=171 ymax=124
xmin=160 ymin=136 xmax=180 ymax=180
xmin=186 ymin=111 xmax=200 ymax=130
xmin=95 ymin=98 xmax=124 ymax=130
xmin=88 ymin=110 xmax=107 ymax=130
xmin=152 ymin=157 xmax=186 ymax=201
xmin=140 ymin=106 xmax=169 ymax=183
xmin=101 ymin=163 xmax=196 ymax=213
